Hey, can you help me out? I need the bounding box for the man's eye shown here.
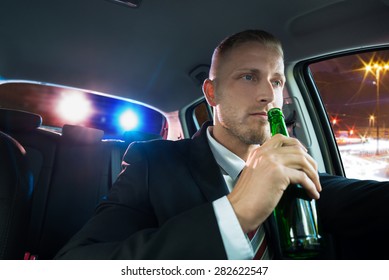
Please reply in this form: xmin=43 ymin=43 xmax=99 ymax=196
xmin=242 ymin=74 xmax=254 ymax=81
xmin=272 ymin=80 xmax=283 ymax=87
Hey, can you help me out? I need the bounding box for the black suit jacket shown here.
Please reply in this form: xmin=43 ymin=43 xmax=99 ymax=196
xmin=55 ymin=123 xmax=389 ymax=259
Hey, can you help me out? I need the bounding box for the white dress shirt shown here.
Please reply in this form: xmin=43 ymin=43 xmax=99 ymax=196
xmin=207 ymin=127 xmax=256 ymax=260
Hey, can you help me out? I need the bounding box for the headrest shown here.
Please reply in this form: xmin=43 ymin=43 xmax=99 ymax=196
xmin=62 ymin=124 xmax=104 ymax=144
xmin=0 ymin=130 xmax=26 ymax=155
xmin=0 ymin=108 xmax=42 ymax=132
xmin=123 ymin=130 xmax=162 ymax=143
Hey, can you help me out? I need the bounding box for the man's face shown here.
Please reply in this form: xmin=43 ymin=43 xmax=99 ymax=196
xmin=211 ymin=42 xmax=285 ymax=145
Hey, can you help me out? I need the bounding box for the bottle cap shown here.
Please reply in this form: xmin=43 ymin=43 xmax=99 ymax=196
xmin=267 ymin=107 xmax=284 ymax=122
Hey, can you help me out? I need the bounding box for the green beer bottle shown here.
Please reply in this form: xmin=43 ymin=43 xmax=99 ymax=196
xmin=267 ymin=107 xmax=321 ymax=259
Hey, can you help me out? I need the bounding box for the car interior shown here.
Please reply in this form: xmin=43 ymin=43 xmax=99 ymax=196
xmin=1 ymin=0 xmax=389 ymax=260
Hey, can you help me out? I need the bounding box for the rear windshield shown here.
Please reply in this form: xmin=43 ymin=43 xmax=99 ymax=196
xmin=0 ymin=81 xmax=167 ymax=139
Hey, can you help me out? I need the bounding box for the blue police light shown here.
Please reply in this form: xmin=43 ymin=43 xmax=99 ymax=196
xmin=119 ymin=109 xmax=139 ymax=131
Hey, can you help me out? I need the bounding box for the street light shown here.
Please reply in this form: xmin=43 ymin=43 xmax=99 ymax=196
xmin=369 ymin=115 xmax=375 ymax=127
xmin=365 ymin=62 xmax=389 ymax=155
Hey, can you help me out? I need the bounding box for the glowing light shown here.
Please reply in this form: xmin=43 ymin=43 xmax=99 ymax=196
xmin=57 ymin=93 xmax=91 ymax=123
xmin=119 ymin=109 xmax=139 ymax=131
xmin=369 ymin=115 xmax=375 ymax=125
xmin=364 ymin=62 xmax=389 ymax=74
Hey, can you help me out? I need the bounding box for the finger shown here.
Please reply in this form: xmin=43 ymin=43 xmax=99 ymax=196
xmin=298 ymin=153 xmax=322 ymax=192
xmin=270 ymin=146 xmax=322 ymax=193
xmin=287 ymin=168 xmax=321 ymax=200
xmin=267 ymin=134 xmax=307 ymax=151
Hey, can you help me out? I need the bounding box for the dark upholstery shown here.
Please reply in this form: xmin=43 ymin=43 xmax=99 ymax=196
xmin=0 ymin=108 xmax=42 ymax=132
xmin=0 ymin=109 xmax=60 ymax=257
xmin=0 ymin=108 xmax=161 ymax=259
xmin=0 ymin=131 xmax=33 ymax=259
xmin=36 ymin=124 xmax=111 ymax=259
xmin=61 ymin=124 xmax=104 ymax=144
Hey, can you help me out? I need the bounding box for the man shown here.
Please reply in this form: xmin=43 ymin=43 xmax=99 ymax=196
xmin=55 ymin=29 xmax=389 ymax=260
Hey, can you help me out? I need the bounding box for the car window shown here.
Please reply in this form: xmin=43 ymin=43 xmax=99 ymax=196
xmin=0 ymin=81 xmax=167 ymax=139
xmin=309 ymin=50 xmax=389 ymax=181
xmin=179 ymin=97 xmax=212 ymax=138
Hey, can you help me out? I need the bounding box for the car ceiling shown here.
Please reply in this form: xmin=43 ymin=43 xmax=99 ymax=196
xmin=1 ymin=0 xmax=389 ymax=113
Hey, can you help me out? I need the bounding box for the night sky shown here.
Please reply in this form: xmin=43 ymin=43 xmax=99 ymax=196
xmin=309 ymin=50 xmax=389 ymax=136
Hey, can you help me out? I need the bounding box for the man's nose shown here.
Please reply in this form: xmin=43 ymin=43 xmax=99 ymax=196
xmin=255 ymin=81 xmax=275 ymax=104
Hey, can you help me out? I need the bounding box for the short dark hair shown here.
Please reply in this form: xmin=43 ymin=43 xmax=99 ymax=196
xmin=209 ymin=29 xmax=283 ymax=79
xmin=216 ymin=29 xmax=283 ymax=57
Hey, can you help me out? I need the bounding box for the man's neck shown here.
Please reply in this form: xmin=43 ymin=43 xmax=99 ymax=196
xmin=209 ymin=126 xmax=257 ymax=161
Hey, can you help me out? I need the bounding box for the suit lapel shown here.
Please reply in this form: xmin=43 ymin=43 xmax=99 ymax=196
xmin=187 ymin=123 xmax=281 ymax=258
xmin=186 ymin=122 xmax=229 ymax=202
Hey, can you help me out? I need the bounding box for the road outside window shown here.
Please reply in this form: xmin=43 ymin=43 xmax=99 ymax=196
xmin=310 ymin=50 xmax=389 ymax=181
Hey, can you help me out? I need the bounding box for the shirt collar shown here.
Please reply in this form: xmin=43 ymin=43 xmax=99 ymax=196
xmin=206 ymin=126 xmax=245 ymax=180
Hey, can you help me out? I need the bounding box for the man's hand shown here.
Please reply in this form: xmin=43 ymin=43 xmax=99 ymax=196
xmin=227 ymin=134 xmax=322 ymax=233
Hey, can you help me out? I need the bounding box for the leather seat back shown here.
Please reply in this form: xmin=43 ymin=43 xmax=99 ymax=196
xmin=0 ymin=131 xmax=33 ymax=259
xmin=0 ymin=108 xmax=59 ymax=258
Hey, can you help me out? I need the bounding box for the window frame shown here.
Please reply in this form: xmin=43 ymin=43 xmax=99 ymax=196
xmin=296 ymin=46 xmax=389 ymax=178
xmin=179 ymin=96 xmax=213 ymax=139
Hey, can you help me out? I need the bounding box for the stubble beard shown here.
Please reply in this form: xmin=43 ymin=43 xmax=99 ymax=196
xmin=222 ymin=117 xmax=271 ymax=145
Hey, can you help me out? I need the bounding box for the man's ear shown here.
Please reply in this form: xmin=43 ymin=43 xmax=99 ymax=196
xmin=202 ymin=78 xmax=216 ymax=106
